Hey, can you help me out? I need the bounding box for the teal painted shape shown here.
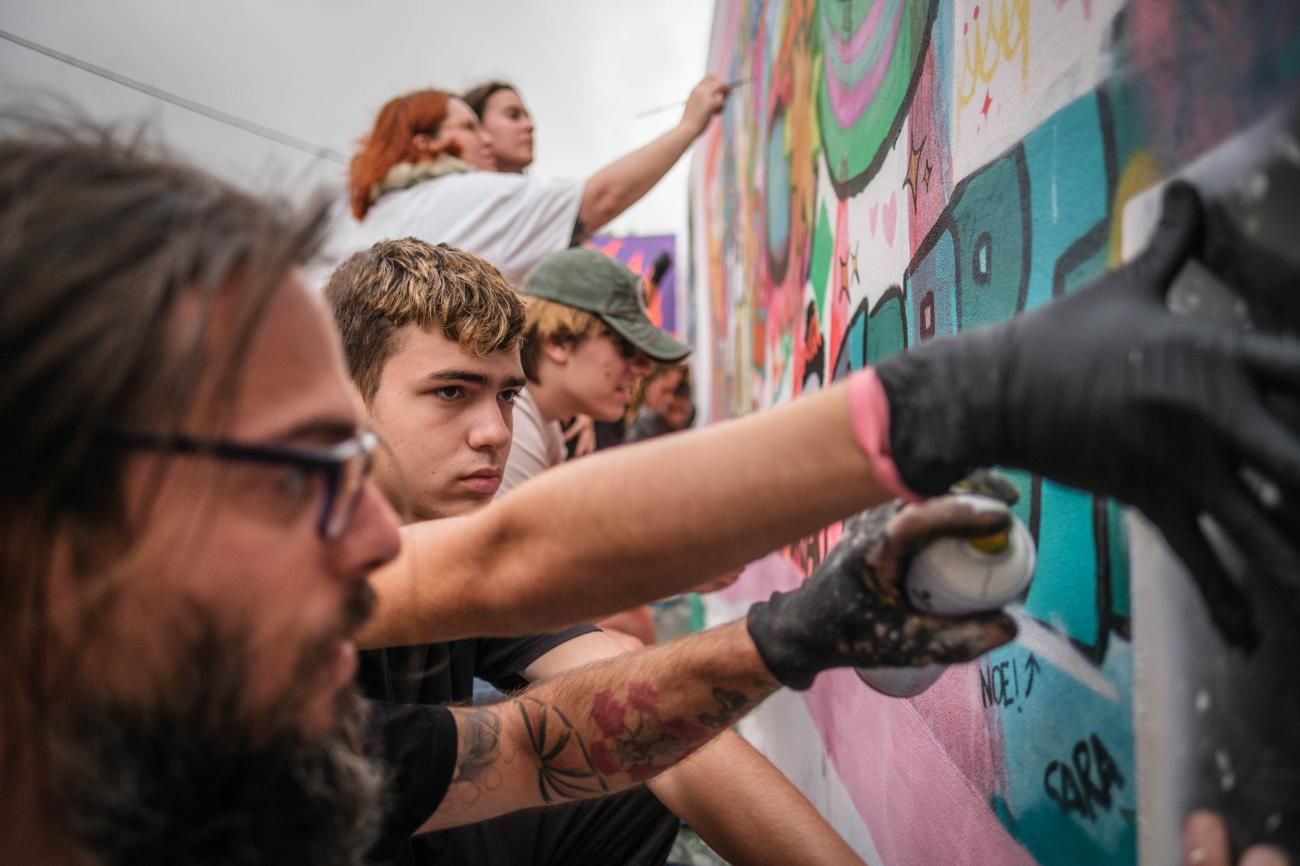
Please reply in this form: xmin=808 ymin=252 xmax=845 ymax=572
xmin=832 ymin=300 xmax=869 ymax=381
xmin=904 ymin=227 xmax=957 ymax=343
xmin=1025 ymin=481 xmax=1100 ymax=648
xmin=950 ymin=154 xmax=1027 ymax=330
xmin=1059 ymin=243 xmax=1108 ymax=295
xmin=1107 ymin=500 xmax=1131 ymax=621
xmin=1021 ymin=93 xmax=1111 ymax=311
xmin=1000 ymin=799 xmax=1137 ymax=866
xmin=990 ymin=792 xmax=1015 ymax=830
xmin=831 ymin=289 xmax=910 ymax=382
xmin=866 ymin=292 xmax=907 ymax=363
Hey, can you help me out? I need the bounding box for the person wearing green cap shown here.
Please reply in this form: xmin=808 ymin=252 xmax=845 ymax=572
xmin=500 ymin=246 xmax=696 ymax=646
xmin=501 ymin=247 xmax=692 ymax=495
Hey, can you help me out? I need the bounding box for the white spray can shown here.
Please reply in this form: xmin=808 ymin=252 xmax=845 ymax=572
xmin=856 ymin=494 xmax=1036 ymax=697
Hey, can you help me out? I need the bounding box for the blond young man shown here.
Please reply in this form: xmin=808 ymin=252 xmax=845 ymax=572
xmin=502 ymin=248 xmax=688 ymax=495
xmin=325 ymin=238 xmax=867 ymax=866
xmin=501 ymin=248 xmax=702 ymax=643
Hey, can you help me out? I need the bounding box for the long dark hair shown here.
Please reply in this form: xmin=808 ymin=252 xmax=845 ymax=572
xmin=0 ymin=117 xmax=330 ymax=789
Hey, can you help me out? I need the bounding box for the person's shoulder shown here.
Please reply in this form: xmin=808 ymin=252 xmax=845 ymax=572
xmin=627 ymin=408 xmax=667 ymax=442
xmin=513 ymin=389 xmax=546 ymax=430
xmin=450 ymin=171 xmax=581 ymax=199
xmin=433 ymin=170 xmax=533 ymax=196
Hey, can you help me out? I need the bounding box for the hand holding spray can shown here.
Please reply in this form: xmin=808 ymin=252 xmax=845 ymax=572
xmin=856 ymin=494 xmax=1036 ymax=697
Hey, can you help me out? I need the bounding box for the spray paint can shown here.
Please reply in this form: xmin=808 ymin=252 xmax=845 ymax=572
xmin=856 ymin=495 xmax=1036 ymax=697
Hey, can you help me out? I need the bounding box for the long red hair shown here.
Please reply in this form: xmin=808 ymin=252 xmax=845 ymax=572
xmin=349 ymin=89 xmax=462 ymax=219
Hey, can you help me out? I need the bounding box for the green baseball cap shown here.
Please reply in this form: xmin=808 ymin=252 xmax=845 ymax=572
xmin=521 ymin=248 xmax=692 ymax=362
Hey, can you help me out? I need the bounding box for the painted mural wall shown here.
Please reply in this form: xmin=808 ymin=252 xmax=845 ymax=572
xmin=688 ymin=2 xmax=1300 ymax=864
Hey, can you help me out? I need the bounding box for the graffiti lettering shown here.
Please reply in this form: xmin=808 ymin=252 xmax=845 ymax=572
xmin=979 ymin=653 xmax=1041 ymax=709
xmin=1043 ymin=734 xmax=1126 ymax=821
xmin=957 ymin=0 xmax=1032 ymax=113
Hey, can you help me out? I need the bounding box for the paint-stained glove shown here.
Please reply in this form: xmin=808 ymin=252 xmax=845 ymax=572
xmin=746 ymin=494 xmax=1019 ymax=691
xmin=872 ymin=182 xmax=1300 ymax=647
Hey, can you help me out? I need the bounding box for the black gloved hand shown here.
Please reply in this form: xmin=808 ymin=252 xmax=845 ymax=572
xmin=874 ymin=182 xmax=1300 ymax=647
xmin=747 ymin=495 xmax=1019 ymax=690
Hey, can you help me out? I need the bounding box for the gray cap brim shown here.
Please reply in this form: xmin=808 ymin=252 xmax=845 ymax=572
xmin=605 ymin=312 xmax=692 ymax=362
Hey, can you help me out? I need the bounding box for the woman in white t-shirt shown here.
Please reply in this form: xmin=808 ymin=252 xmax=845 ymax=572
xmin=329 ymin=79 xmax=728 ymax=286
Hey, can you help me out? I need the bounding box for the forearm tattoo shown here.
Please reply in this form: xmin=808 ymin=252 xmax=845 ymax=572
xmin=516 ymin=696 xmax=610 ymax=802
xmin=448 ymin=706 xmax=506 ymax=805
xmin=521 ymin=681 xmax=760 ymax=803
xmin=449 ymin=679 xmax=763 ymax=807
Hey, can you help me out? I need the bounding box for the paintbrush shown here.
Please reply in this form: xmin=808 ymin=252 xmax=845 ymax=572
xmin=633 ymin=77 xmax=751 ymax=119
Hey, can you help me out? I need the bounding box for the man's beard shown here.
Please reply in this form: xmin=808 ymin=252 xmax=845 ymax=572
xmin=52 ymin=609 xmax=386 ymax=866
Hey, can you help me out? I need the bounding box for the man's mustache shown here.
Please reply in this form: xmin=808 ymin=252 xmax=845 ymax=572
xmin=343 ymin=583 xmax=377 ymax=637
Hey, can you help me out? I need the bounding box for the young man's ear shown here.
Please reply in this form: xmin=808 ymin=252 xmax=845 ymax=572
xmin=542 ymin=336 xmax=573 ymax=366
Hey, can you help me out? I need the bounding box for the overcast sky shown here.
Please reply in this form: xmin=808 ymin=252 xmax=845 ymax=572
xmin=0 ymin=1 xmax=713 ymax=237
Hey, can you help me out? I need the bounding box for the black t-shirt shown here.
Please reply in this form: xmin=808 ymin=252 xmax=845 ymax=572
xmin=360 ymin=628 xmax=598 ymax=865
xmin=367 ymin=701 xmax=457 ymax=866
xmin=357 ymin=628 xmax=598 ymax=707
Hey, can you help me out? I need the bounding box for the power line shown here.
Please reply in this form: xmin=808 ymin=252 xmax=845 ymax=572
xmin=0 ymin=28 xmax=348 ymax=164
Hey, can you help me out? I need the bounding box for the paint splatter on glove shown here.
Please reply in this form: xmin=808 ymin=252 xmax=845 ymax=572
xmin=872 ymin=182 xmax=1300 ymax=647
xmin=746 ymin=494 xmax=1019 ymax=691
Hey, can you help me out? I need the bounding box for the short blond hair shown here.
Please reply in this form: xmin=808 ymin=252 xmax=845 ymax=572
xmin=519 ymin=295 xmax=608 ymax=383
xmin=325 ymin=238 xmax=525 ymax=402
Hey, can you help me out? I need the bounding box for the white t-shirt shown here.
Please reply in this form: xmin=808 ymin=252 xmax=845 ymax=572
xmin=320 ymin=172 xmax=584 ymax=286
xmin=500 ymin=389 xmax=565 ymax=496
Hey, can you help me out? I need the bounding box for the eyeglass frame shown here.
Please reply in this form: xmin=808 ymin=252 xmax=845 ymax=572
xmin=105 ymin=428 xmax=378 ymax=540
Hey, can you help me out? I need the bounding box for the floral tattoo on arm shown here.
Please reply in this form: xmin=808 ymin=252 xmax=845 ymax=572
xmin=520 ymin=681 xmax=760 ymax=803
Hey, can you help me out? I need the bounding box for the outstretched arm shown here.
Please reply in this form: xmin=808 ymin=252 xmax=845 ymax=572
xmin=362 ymin=184 xmax=1300 ymax=651
xmin=573 ymin=76 xmax=728 ymax=242
xmin=418 ymin=621 xmax=773 ymax=832
xmin=359 ymin=382 xmax=884 ymax=647
xmin=524 ymin=632 xmax=866 ymax=866
xmin=415 ymin=496 xmax=1017 ymax=833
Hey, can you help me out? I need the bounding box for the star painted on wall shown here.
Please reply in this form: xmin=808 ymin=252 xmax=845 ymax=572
xmin=922 ymin=159 xmax=933 ymax=192
xmin=981 ymin=90 xmax=993 ymax=119
xmin=902 ymin=133 xmax=927 ymax=212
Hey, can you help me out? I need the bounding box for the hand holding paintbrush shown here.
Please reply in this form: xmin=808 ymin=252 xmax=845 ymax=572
xmin=634 ymin=75 xmax=749 ymax=123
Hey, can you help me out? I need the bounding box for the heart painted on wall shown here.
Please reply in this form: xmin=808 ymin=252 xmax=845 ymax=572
xmin=882 ymin=191 xmax=898 ymax=248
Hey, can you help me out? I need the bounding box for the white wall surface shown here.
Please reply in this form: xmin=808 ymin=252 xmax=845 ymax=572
xmin=0 ymin=1 xmax=712 ymax=237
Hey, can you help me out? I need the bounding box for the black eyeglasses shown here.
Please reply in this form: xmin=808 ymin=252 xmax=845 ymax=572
xmin=109 ymin=429 xmax=378 ymax=540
